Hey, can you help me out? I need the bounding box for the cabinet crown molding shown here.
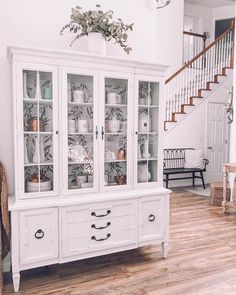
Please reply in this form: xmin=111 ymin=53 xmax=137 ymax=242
xmin=8 ymin=45 xmax=168 ymax=76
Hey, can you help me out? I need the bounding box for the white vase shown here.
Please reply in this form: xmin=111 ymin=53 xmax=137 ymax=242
xmin=87 ymin=33 xmax=106 ymax=55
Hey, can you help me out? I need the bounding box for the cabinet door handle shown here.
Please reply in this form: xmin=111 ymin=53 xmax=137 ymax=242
xmin=34 ymin=229 xmax=44 ymax=239
xmin=91 ymin=209 xmax=111 ymax=218
xmin=149 ymin=214 xmax=156 ymax=222
xmin=91 ymin=222 xmax=111 ymax=230
xmin=91 ymin=233 xmax=111 ymax=242
xmin=95 ymin=126 xmax=98 ymax=140
xmin=101 ymin=126 xmax=105 ymax=140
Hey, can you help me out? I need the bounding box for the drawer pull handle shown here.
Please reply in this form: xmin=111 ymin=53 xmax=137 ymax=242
xmin=91 ymin=233 xmax=111 ymax=242
xmin=91 ymin=210 xmax=111 ymax=218
xmin=149 ymin=214 xmax=156 ymax=222
xmin=34 ymin=229 xmax=44 ymax=239
xmin=91 ymin=222 xmax=111 ymax=230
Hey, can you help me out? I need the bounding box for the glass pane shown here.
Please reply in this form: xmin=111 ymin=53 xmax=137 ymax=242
xmin=23 ymin=69 xmax=54 ymax=195
xmin=67 ymin=74 xmax=94 ymax=191
xmin=39 ymin=102 xmax=53 ymax=132
xmin=137 ymin=81 xmax=159 ymax=184
xmin=40 ymin=72 xmax=53 ymax=100
xmin=24 ymin=165 xmax=39 ymax=193
xmin=104 ymin=78 xmax=128 ymax=187
xmin=39 ymin=165 xmax=53 ymax=192
xmin=23 ymin=70 xmax=37 ymax=99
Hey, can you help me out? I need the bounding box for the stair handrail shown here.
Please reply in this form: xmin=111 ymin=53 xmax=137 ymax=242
xmin=166 ymin=21 xmax=235 ymax=84
xmin=164 ymin=20 xmax=235 ymax=129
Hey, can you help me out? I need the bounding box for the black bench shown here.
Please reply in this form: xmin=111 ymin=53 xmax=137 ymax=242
xmin=163 ymin=148 xmax=209 ymax=189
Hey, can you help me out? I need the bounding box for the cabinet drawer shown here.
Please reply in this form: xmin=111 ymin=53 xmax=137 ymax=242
xmin=63 ymin=229 xmax=137 ymax=257
xmin=20 ymin=208 xmax=58 ymax=265
xmin=63 ymin=199 xmax=137 ymax=224
xmin=64 ymin=214 xmax=136 ymax=239
xmin=139 ymin=196 xmax=164 ymax=244
xmin=61 ymin=199 xmax=138 ymax=258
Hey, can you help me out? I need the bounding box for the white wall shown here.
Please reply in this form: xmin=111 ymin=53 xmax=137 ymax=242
xmin=0 ymin=0 xmax=184 ymax=195
xmin=184 ymin=2 xmax=235 ymax=43
xmin=184 ymin=3 xmax=212 ymax=39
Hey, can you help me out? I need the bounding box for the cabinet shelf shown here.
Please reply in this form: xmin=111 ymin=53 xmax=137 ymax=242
xmin=105 ymin=132 xmax=126 ymax=135
xmin=105 ymin=159 xmax=127 ymax=163
xmin=68 ymin=132 xmax=93 ymax=136
xmin=105 ymin=104 xmax=127 ymax=108
xmin=68 ymin=102 xmax=93 ymax=107
xmin=68 ymin=161 xmax=93 ymax=165
xmin=138 ymin=105 xmax=159 ymax=108
xmin=137 ymin=132 xmax=158 ymax=135
xmin=24 ymin=131 xmax=53 ymax=135
xmin=24 ymin=162 xmax=53 ymax=166
xmin=23 ymin=98 xmax=53 ymax=104
xmin=138 ymin=158 xmax=157 ymax=162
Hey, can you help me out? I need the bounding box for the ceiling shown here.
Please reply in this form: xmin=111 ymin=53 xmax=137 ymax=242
xmin=185 ymin=0 xmax=235 ymax=7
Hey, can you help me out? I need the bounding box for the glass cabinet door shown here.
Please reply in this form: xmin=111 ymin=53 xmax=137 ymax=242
xmin=65 ymin=72 xmax=97 ymax=192
xmin=136 ymin=80 xmax=159 ymax=185
xmin=22 ymin=69 xmax=57 ymax=196
xmin=103 ymin=76 xmax=129 ymax=188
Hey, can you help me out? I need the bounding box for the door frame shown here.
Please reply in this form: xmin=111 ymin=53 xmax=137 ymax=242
xmin=205 ymin=101 xmax=229 ymax=184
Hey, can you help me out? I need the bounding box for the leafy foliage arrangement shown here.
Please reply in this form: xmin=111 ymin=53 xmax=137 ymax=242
xmin=60 ymin=4 xmax=134 ymax=54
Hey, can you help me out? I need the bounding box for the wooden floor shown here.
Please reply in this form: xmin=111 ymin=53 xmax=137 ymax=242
xmin=5 ymin=190 xmax=236 ymax=295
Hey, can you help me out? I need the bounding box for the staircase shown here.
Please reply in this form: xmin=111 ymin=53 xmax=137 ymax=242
xmin=164 ymin=22 xmax=234 ymax=132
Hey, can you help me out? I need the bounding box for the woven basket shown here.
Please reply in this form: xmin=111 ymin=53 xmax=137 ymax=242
xmin=210 ymin=182 xmax=230 ymax=206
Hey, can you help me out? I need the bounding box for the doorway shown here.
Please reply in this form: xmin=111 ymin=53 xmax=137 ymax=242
xmin=215 ymin=18 xmax=235 ymax=39
xmin=206 ymin=103 xmax=229 ymax=183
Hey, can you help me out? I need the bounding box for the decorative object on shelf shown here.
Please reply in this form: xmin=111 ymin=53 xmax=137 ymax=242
xmin=105 ymin=151 xmax=116 ymax=160
xmin=68 ymin=119 xmax=76 ymax=133
xmin=76 ymin=175 xmax=87 ymax=186
xmin=138 ymin=143 xmax=142 ymax=159
xmin=139 ymin=81 xmax=152 ymax=105
xmin=26 ymin=172 xmax=52 ymax=192
xmin=142 ymin=139 xmax=151 ymax=159
xmin=72 ymin=141 xmax=90 ymax=163
xmin=107 ymin=119 xmax=120 ymax=133
xmin=41 ymin=80 xmax=52 ymax=100
xmin=225 ymin=86 xmax=234 ymax=124
xmin=24 ymin=137 xmax=29 ymax=164
xmin=107 ymin=93 xmax=122 ymax=105
xmin=117 ymin=148 xmax=126 ymax=160
xmin=105 ymin=162 xmax=126 ymax=185
xmin=106 ymin=85 xmax=127 ymax=104
xmin=138 ymin=110 xmax=151 ymax=133
xmin=39 ymin=137 xmax=45 ymax=163
xmin=60 ymin=4 xmax=134 ymax=54
xmin=32 ymin=137 xmax=39 ymax=163
xmin=77 ymin=119 xmax=91 ymax=133
xmin=115 ymin=174 xmax=126 ymax=185
xmin=71 ymin=81 xmax=90 ymax=103
xmin=138 ymin=162 xmax=151 ymax=183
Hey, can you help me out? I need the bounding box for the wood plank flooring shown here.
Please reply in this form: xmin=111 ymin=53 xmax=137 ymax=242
xmin=5 ymin=190 xmax=236 ymax=295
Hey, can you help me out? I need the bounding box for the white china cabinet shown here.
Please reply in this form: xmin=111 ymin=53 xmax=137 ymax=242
xmin=8 ymin=46 xmax=170 ymax=292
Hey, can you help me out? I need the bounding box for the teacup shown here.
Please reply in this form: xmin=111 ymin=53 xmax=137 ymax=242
xmin=107 ymin=93 xmax=123 ymax=105
xmin=107 ymin=119 xmax=120 ymax=133
xmin=73 ymin=90 xmax=84 ymax=103
xmin=76 ymin=175 xmax=87 ymax=185
xmin=77 ymin=119 xmax=92 ymax=133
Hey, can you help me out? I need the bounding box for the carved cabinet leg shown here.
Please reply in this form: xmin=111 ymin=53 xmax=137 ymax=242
xmin=12 ymin=272 xmax=20 ymax=292
xmin=161 ymin=241 xmax=168 ymax=258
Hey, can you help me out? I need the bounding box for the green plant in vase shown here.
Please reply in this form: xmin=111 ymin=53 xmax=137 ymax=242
xmin=60 ymin=4 xmax=134 ymax=54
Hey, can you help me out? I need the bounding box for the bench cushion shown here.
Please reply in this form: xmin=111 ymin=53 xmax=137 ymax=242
xmin=163 ymin=168 xmax=206 ymax=175
xmin=184 ymin=149 xmax=204 ymax=169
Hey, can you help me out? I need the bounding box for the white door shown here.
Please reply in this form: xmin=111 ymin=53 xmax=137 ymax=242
xmin=207 ymin=103 xmax=228 ymax=183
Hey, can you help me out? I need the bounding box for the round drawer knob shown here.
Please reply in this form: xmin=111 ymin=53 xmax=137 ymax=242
xmin=34 ymin=229 xmax=44 ymax=239
xmin=149 ymin=214 xmax=156 ymax=222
